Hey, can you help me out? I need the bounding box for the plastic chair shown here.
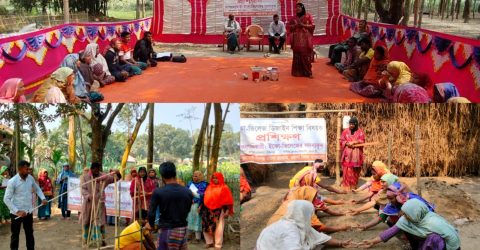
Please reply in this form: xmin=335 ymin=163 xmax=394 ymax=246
xmin=245 ymin=24 xmax=264 ymax=52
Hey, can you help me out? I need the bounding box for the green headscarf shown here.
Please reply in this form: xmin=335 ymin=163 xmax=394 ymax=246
xmin=396 ymin=199 xmax=460 ymax=250
xmin=380 ymin=173 xmax=399 ymax=186
xmin=51 ymin=67 xmax=74 ymax=83
xmin=0 ymin=166 xmax=8 ymax=182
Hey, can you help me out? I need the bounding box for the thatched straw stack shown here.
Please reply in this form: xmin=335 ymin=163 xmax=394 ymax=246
xmin=241 ymin=103 xmax=480 ymax=177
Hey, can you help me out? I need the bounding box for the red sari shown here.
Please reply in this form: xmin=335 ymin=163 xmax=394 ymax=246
xmin=340 ymin=128 xmax=365 ymax=188
xmin=289 ymin=14 xmax=315 ymax=77
xmin=130 ymin=176 xmax=156 ymax=211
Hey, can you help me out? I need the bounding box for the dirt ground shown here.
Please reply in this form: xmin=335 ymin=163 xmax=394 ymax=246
xmin=241 ymin=164 xmax=480 ymax=250
xmin=0 ymin=211 xmax=240 ymax=250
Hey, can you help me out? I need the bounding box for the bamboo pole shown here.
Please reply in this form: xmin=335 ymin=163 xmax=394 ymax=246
xmin=335 ymin=113 xmax=342 ymax=186
xmin=388 ymin=130 xmax=392 ymax=168
xmin=95 ymin=182 xmax=107 ymax=250
xmin=87 ymin=180 xmax=96 ymax=247
xmin=114 ymin=174 xmax=118 ymax=248
xmin=140 ymin=178 xmax=147 ymax=210
xmin=133 ymin=179 xmax=137 ymax=222
xmin=117 ymin=180 xmax=121 ymax=250
xmin=416 ymin=125 xmax=422 ymax=196
xmin=241 ymin=109 xmax=357 ymax=115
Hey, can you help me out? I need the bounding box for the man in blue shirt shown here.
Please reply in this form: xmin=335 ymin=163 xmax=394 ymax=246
xmin=3 ymin=160 xmax=47 ymax=250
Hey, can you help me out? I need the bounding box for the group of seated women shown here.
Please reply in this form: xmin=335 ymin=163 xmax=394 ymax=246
xmin=0 ymin=31 xmax=158 ymax=104
xmin=325 ymin=20 xmax=471 ymax=104
xmin=255 ymin=160 xmax=461 ymax=249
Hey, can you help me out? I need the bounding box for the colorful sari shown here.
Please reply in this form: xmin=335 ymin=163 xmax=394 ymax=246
xmin=433 ymin=82 xmax=460 ymax=102
xmin=340 ymin=127 xmax=365 ymax=189
xmin=187 ymin=180 xmax=208 ymax=233
xmin=350 ymin=48 xmax=390 ymax=98
xmin=391 ymin=83 xmax=431 ymax=103
xmin=387 ymin=61 xmax=412 ymax=86
xmin=37 ymin=169 xmax=53 ymax=219
xmin=396 ymin=199 xmax=460 ymax=250
xmin=289 ymin=12 xmax=315 ymax=77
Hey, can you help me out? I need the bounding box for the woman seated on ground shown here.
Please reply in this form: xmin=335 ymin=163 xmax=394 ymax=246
xmin=343 ymin=38 xmax=374 ymax=82
xmin=268 ymin=186 xmax=352 ymax=233
xmin=105 ymin=38 xmax=134 ymax=82
xmin=348 ymin=173 xmax=403 ymax=215
xmin=78 ymin=51 xmax=101 ymax=92
xmin=379 ymin=61 xmax=412 ymax=95
xmin=257 ymin=200 xmax=355 ymax=249
xmin=0 ymin=78 xmax=26 ymax=103
xmin=60 ymin=53 xmax=90 ymax=102
xmin=240 ymin=167 xmax=252 ymax=204
xmin=349 ymin=46 xmax=390 ymax=98
xmin=84 ymin=43 xmax=116 ymax=86
xmin=31 ymin=67 xmax=79 ymax=103
xmin=357 ymin=182 xmax=435 ymax=231
xmin=335 ymin=37 xmax=360 ymax=74
xmin=433 ymin=82 xmax=461 ymax=103
xmin=359 ymin=199 xmax=460 ymax=250
xmin=351 ymin=161 xmax=389 ymax=203
xmin=387 ymin=73 xmax=432 ymax=103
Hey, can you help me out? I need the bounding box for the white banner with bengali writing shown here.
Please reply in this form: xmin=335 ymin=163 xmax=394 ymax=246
xmin=224 ymin=0 xmax=279 ymax=17
xmin=67 ymin=177 xmax=82 ymax=211
xmin=240 ymin=118 xmax=328 ymax=164
xmin=105 ymin=181 xmax=133 ymax=218
xmin=67 ymin=178 xmax=133 ymax=218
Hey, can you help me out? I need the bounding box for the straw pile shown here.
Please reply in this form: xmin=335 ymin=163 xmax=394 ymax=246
xmin=241 ymin=103 xmax=480 ymax=177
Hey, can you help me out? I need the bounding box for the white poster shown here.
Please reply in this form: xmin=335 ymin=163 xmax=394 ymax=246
xmin=240 ymin=118 xmax=328 ymax=164
xmin=67 ymin=177 xmax=82 ymax=211
xmin=224 ymin=0 xmax=279 ymax=17
xmin=67 ymin=178 xmax=133 ymax=218
xmin=105 ymin=181 xmax=133 ymax=218
xmin=343 ymin=115 xmax=351 ymax=129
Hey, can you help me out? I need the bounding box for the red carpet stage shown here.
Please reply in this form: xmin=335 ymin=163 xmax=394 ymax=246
xmin=99 ymin=57 xmax=375 ymax=103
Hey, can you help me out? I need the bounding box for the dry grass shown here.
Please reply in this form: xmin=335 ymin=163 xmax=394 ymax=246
xmin=241 ymin=103 xmax=480 ymax=177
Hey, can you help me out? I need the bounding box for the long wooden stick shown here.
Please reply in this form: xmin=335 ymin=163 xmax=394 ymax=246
xmin=388 ymin=130 xmax=392 ymax=168
xmin=416 ymin=125 xmax=422 ymax=196
xmin=87 ymin=180 xmax=96 ymax=247
xmin=94 ymin=181 xmax=107 ymax=250
xmin=140 ymin=178 xmax=147 ymax=210
xmin=114 ymin=174 xmax=118 ymax=248
xmin=352 ymin=142 xmax=380 ymax=148
xmin=335 ymin=113 xmax=342 ymax=186
xmin=133 ymin=179 xmax=137 ymax=222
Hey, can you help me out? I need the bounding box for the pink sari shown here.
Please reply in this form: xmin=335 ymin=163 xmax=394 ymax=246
xmin=0 ymin=78 xmax=26 ymax=103
xmin=340 ymin=128 xmax=365 ymax=188
xmin=289 ymin=14 xmax=315 ymax=77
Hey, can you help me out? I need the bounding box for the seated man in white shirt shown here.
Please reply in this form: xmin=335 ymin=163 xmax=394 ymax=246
xmin=224 ymin=14 xmax=241 ymax=53
xmin=268 ymin=14 xmax=286 ymax=54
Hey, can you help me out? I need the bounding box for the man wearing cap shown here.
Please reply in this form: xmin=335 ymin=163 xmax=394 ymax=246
xmin=289 ymin=159 xmax=347 ymax=194
xmin=4 ymin=160 xmax=48 ymax=250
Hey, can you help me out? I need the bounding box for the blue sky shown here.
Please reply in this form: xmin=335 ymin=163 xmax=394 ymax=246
xmin=44 ymin=103 xmax=240 ymax=133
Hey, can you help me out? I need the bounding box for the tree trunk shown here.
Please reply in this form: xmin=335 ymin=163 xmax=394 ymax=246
xmin=68 ymin=115 xmax=76 ymax=170
xmin=430 ymin=0 xmax=437 ymax=18
xmin=413 ymin=0 xmax=420 ymax=25
xmin=207 ymin=104 xmax=228 ymax=180
xmin=441 ymin=0 xmax=448 ymax=19
xmin=374 ymin=0 xmax=405 ymax=24
xmin=455 ymin=0 xmax=461 ymax=19
xmin=136 ymin=0 xmax=140 ymax=19
xmin=403 ymin=0 xmax=412 ymax=25
xmin=76 ymin=115 xmax=87 ymax=169
xmin=193 ymin=103 xmax=212 ymax=172
xmin=63 ymin=0 xmax=70 ymax=23
xmin=120 ymin=105 xmax=149 ymax=178
xmin=365 ymin=0 xmax=372 ymax=20
xmin=358 ymin=0 xmax=364 ymax=19
xmin=147 ymin=104 xmax=154 ymax=170
xmin=419 ymin=0 xmax=426 ymax=27
xmin=450 ymin=0 xmax=455 ymax=20
xmin=206 ymin=125 xmax=213 ymax=169
xmin=464 ymin=0 xmax=472 ymax=22
xmin=89 ymin=104 xmax=124 ymax=169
